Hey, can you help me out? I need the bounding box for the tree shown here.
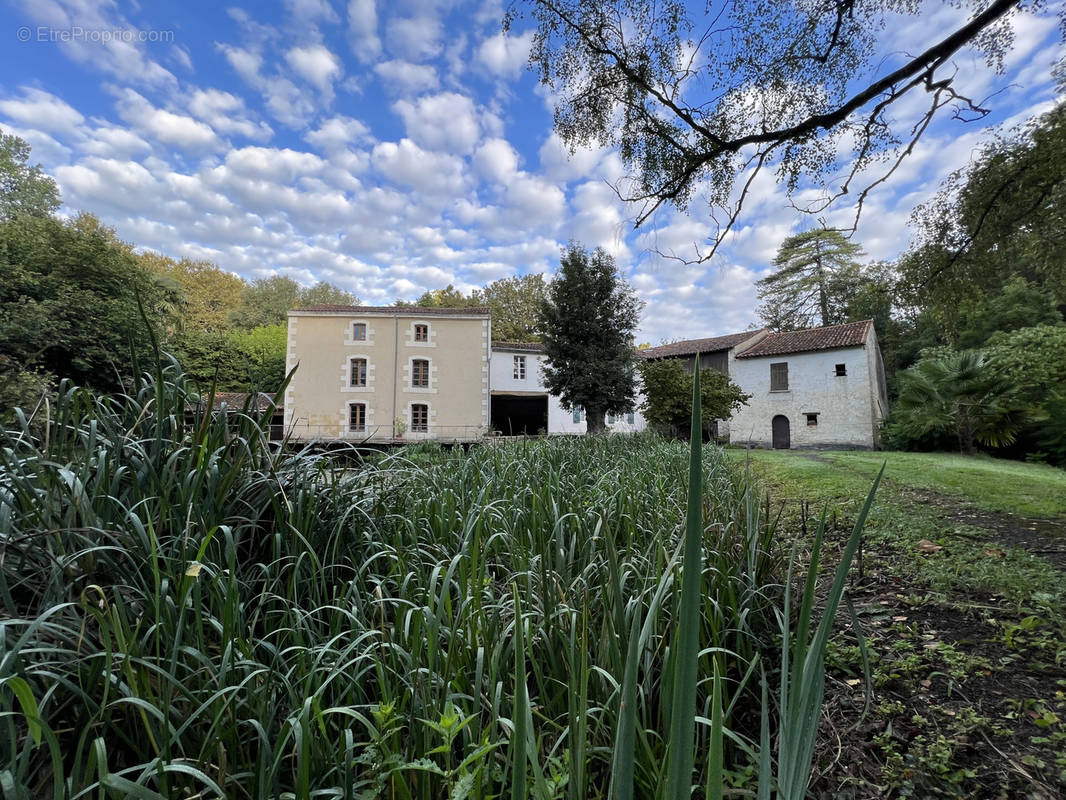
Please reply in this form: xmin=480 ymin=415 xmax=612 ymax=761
xmin=887 ymin=349 xmax=1021 ymax=455
xmin=522 ymin=0 xmax=1034 ymax=258
xmin=638 ymin=358 xmax=749 ymax=438
xmin=228 ymin=324 xmax=288 ymax=392
xmin=956 ymin=276 xmax=1064 ymax=349
xmin=900 ymin=104 xmax=1066 ymax=322
xmin=757 ymin=229 xmax=865 ymax=330
xmin=537 ymin=243 xmax=643 ymax=433
xmin=139 ymin=252 xmax=247 ymax=333
xmin=0 ymin=213 xmax=178 ymax=411
xmin=0 ymin=129 xmax=60 ymax=221
xmin=411 ymin=284 xmax=472 ymax=308
xmin=474 ymin=274 xmax=548 ymax=341
xmin=300 ymin=281 xmax=359 ymax=307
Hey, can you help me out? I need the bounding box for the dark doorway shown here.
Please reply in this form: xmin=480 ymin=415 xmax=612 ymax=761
xmin=772 ymin=415 xmax=791 ymax=449
xmin=491 ymin=394 xmax=548 ymax=436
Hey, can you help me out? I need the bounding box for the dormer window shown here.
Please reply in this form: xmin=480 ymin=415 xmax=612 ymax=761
xmin=414 ymin=324 xmax=429 ymax=342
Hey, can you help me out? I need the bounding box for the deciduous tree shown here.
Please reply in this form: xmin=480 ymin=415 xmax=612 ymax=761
xmin=638 ymin=358 xmax=748 ymax=438
xmin=474 ymin=273 xmax=547 ymax=342
xmin=0 ymin=129 xmax=60 ymax=221
xmin=537 ymin=243 xmax=643 ymax=433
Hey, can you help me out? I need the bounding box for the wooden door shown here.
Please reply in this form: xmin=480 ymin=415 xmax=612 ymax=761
xmin=772 ymin=415 xmax=790 ymax=449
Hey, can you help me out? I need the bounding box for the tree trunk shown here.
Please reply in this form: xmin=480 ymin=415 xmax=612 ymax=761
xmin=586 ymin=407 xmax=606 ymax=434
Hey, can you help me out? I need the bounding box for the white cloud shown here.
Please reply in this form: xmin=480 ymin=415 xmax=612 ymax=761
xmin=386 ymin=15 xmax=443 ymax=62
xmin=372 ymin=138 xmax=467 ymax=196
xmin=374 ymin=60 xmax=440 ymax=94
xmin=285 ymin=44 xmax=344 ymax=93
xmin=284 ymin=0 xmax=340 ymax=23
xmin=476 ymin=31 xmax=533 ymax=78
xmin=392 ymin=92 xmax=483 ymax=154
xmin=114 ymin=89 xmax=221 ymax=151
xmin=0 ymin=88 xmax=85 ymax=132
xmin=473 ymin=138 xmax=519 ymax=182
xmin=347 ymin=0 xmax=382 ymax=62
xmin=304 ymin=115 xmax=372 ymax=151
xmin=188 ymin=89 xmax=273 ymax=140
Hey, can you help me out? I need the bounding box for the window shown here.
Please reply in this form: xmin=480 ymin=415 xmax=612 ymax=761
xmin=835 ymin=363 xmax=847 ymax=377
xmin=349 ymin=403 xmax=366 ymax=432
xmin=411 ymin=403 xmax=428 ymax=432
xmin=572 ymin=406 xmax=583 ymax=423
xmin=626 ymin=412 xmax=635 ymax=424
xmin=414 ymin=323 xmax=429 ymax=342
xmin=806 ymin=413 xmax=818 ymax=427
xmin=513 ymin=355 xmax=526 ymax=380
xmin=607 ymin=413 xmax=616 ymax=424
xmin=352 ymin=323 xmax=367 ymax=341
xmin=770 ymin=362 xmax=789 ymax=391
xmin=350 ymin=358 xmax=367 ymax=387
xmin=412 ymin=359 xmax=429 ymax=388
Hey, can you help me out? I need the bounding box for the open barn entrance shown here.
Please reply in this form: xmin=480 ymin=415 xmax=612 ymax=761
xmin=491 ymin=394 xmax=548 ymax=436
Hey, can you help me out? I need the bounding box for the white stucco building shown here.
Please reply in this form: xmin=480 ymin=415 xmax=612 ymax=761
xmin=490 ymin=342 xmax=647 ymax=435
xmin=641 ymin=320 xmax=887 ymax=449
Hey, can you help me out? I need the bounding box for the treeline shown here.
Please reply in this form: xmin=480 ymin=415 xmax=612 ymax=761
xmin=751 ymin=103 xmax=1066 ymax=463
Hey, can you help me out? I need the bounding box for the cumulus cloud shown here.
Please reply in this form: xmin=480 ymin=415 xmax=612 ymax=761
xmin=392 ymin=92 xmax=483 ymax=154
xmin=0 ymin=88 xmax=85 ymax=132
xmin=374 ymin=60 xmax=440 ymax=94
xmin=284 ymin=0 xmax=340 ymax=23
xmin=113 ymin=89 xmax=222 ymax=151
xmin=217 ymin=44 xmax=319 ymax=127
xmin=304 ymin=115 xmax=372 ymax=151
xmin=476 ymin=31 xmax=533 ymax=78
xmin=347 ymin=0 xmax=382 ymax=62
xmin=386 ymin=15 xmax=443 ymax=62
xmin=285 ymin=44 xmax=344 ymax=93
xmin=372 ymin=137 xmax=467 ymax=196
xmin=187 ymin=89 xmax=273 ymax=140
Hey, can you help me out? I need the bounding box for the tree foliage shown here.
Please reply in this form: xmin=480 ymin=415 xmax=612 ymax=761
xmin=0 ymin=213 xmax=177 ymax=412
xmin=537 ymin=243 xmax=643 ymax=433
xmin=411 ymin=284 xmax=472 ymax=308
xmin=139 ymin=252 xmax=247 ymax=333
xmin=231 ymin=276 xmax=358 ymax=328
xmin=522 ymin=0 xmax=1034 ymax=257
xmin=638 ymin=358 xmax=749 ymax=438
xmin=757 ymin=229 xmax=865 ymax=330
xmin=0 ymin=129 xmax=60 ymax=221
xmin=474 ymin=273 xmax=548 ymax=342
xmin=900 ymin=103 xmax=1066 ymax=327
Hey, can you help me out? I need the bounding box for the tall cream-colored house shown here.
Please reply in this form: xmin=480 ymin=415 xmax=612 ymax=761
xmin=285 ymin=305 xmax=491 ymax=442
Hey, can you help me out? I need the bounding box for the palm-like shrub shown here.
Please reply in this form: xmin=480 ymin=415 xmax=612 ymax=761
xmin=889 ymin=349 xmax=1022 ymax=453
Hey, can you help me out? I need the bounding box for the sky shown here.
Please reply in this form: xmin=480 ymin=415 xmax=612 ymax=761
xmin=0 ymin=0 xmax=1063 ymax=344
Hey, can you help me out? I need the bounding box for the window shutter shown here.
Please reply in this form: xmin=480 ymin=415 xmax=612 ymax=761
xmin=770 ymin=362 xmax=788 ymax=391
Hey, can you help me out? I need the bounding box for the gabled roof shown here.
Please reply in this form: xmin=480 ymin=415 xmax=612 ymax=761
xmin=735 ymin=320 xmax=872 ymax=359
xmin=293 ymin=305 xmax=490 ymax=316
xmin=492 ymin=341 xmax=546 ymax=353
xmin=639 ymin=329 xmax=765 ymax=359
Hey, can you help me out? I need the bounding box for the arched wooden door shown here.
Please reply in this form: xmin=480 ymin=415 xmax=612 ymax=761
xmin=772 ymin=415 xmax=790 ymax=449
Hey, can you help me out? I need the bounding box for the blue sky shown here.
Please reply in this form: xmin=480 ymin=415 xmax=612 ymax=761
xmin=0 ymin=0 xmax=1062 ymax=343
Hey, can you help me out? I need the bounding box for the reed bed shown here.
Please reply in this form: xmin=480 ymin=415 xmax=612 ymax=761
xmin=0 ymin=365 xmax=876 ymax=799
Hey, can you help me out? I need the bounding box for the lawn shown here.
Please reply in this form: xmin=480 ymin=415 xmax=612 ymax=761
xmin=731 ymin=447 xmax=1066 ymax=798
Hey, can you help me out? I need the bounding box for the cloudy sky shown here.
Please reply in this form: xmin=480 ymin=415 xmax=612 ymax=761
xmin=0 ymin=1 xmax=1062 ymax=343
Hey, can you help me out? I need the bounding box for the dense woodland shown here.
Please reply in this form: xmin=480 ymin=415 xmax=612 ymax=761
xmin=2 ymin=101 xmax=1065 ymax=462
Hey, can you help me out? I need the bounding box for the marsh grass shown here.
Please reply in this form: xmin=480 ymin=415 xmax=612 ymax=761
xmin=0 ymin=364 xmax=875 ymax=798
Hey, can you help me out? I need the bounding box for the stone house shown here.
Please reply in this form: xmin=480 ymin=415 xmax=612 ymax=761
xmin=641 ymin=320 xmax=887 ymax=449
xmin=284 ymin=305 xmax=491 ymax=441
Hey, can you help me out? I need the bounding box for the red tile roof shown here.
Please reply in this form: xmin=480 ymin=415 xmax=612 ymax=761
xmin=193 ymin=392 xmax=282 ymax=412
xmin=293 ymin=304 xmax=490 ymax=316
xmin=640 ymin=329 xmax=765 ymax=359
xmin=735 ymin=320 xmax=872 ymax=358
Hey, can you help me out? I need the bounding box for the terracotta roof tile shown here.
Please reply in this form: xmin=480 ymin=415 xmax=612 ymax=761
xmin=640 ymin=329 xmax=765 ymax=359
xmin=292 ymin=304 xmax=491 ymax=316
xmin=735 ymin=320 xmax=872 ymax=358
xmin=193 ymin=392 xmax=282 ymax=411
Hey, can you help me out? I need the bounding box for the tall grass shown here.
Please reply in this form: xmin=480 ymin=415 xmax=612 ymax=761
xmin=0 ymin=364 xmax=875 ymax=798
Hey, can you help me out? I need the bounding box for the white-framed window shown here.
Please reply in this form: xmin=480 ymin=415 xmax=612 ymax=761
xmin=411 ymin=403 xmax=429 ymax=432
xmin=349 ymin=402 xmax=367 ymax=432
xmin=412 ymin=358 xmax=429 ymax=388
xmin=513 ymin=355 xmax=526 ymax=380
xmin=352 ymin=322 xmax=367 ymax=341
xmin=350 ymin=357 xmax=368 ymax=387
